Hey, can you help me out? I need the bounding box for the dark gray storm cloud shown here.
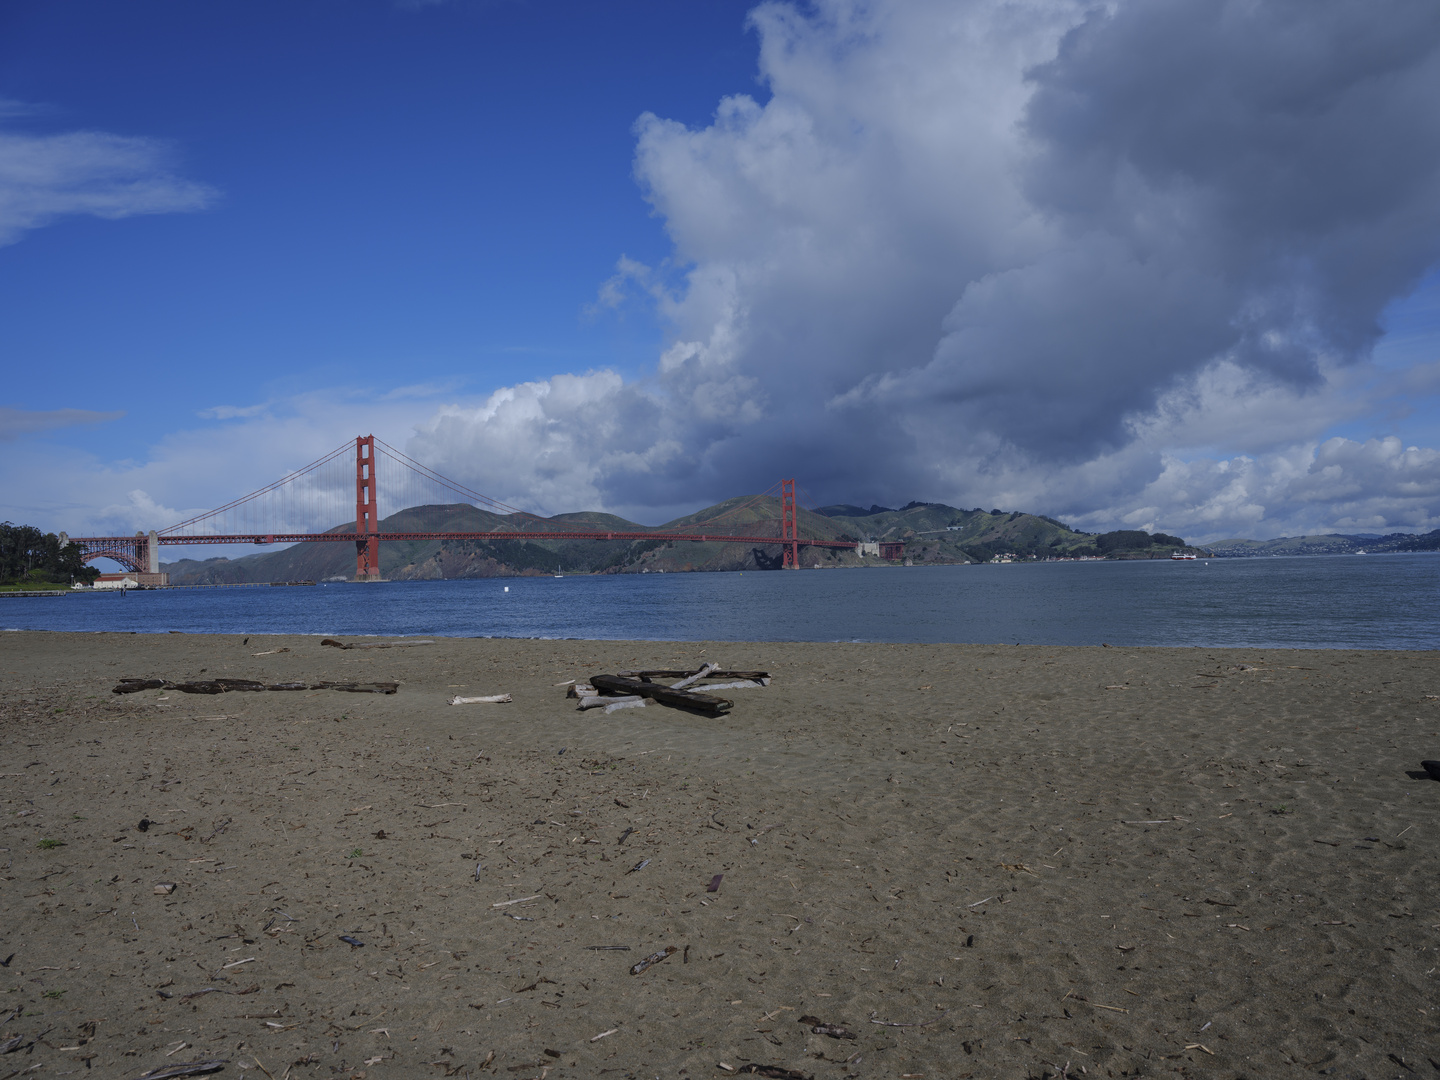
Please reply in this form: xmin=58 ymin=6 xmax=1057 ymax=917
xmin=412 ymin=0 xmax=1440 ymax=539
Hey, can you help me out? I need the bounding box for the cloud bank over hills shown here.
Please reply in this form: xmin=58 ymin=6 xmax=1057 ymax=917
xmin=410 ymin=0 xmax=1440 ymax=542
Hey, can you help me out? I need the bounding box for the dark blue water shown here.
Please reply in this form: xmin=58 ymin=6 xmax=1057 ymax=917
xmin=2 ymin=555 xmax=1437 ymax=649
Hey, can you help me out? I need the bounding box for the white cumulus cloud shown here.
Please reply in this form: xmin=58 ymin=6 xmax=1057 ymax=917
xmin=412 ymin=0 xmax=1440 ymax=540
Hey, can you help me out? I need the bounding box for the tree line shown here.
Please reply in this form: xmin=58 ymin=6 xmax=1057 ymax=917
xmin=0 ymin=522 xmax=99 ymax=585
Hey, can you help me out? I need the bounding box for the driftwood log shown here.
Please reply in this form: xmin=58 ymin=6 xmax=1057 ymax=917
xmin=113 ymin=678 xmax=166 ymax=694
xmin=603 ymin=698 xmax=647 ymax=713
xmin=314 ymin=681 xmax=399 ymax=694
xmin=113 ymin=679 xmax=397 ymax=695
xmin=577 ymin=694 xmax=646 ymax=712
xmin=212 ymin=678 xmax=266 ymax=691
xmin=576 ymin=696 xmax=639 ymax=714
xmin=669 ymin=662 xmax=719 ymax=689
xmin=591 ymin=674 xmax=732 ymax=715
xmin=321 ymin=638 xmax=433 ymax=650
xmin=616 ymin=669 xmax=769 ymax=681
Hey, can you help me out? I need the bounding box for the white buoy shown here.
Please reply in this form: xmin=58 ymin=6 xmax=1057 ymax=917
xmin=504 ymin=586 xmax=509 ymax=592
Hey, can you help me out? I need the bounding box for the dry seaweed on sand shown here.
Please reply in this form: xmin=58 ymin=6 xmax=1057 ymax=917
xmin=798 ymin=1015 xmax=857 ymax=1039
xmin=629 ymin=945 xmax=677 ymax=974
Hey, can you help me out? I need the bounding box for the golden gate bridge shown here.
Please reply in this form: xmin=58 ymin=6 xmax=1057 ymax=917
xmin=63 ymin=436 xmax=889 ymax=580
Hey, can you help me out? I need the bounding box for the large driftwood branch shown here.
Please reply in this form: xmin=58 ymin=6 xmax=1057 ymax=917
xmin=616 ymin=669 xmax=769 ymax=681
xmin=669 ymin=662 xmax=719 ymax=690
xmin=577 ymin=694 xmax=642 ymax=711
xmin=603 ymin=698 xmax=647 ymax=714
xmin=591 ymin=674 xmax=732 ymax=715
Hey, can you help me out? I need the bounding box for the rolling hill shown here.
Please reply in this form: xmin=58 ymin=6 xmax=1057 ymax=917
xmin=159 ymin=497 xmax=1200 ymax=583
xmin=1205 ymin=531 xmax=1440 ymax=557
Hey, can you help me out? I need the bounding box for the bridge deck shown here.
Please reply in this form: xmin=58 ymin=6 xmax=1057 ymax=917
xmin=70 ymin=531 xmax=859 ymax=549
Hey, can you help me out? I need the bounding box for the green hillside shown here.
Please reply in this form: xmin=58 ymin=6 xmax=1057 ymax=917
xmin=814 ymin=503 xmax=1197 ymax=563
xmin=161 ymin=504 xmax=650 ymax=584
xmin=159 ymin=497 xmax=1200 ymax=583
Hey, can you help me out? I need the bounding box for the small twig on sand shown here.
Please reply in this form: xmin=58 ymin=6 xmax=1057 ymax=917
xmin=134 ymin=1061 xmax=230 ymax=1079
xmin=868 ymin=1009 xmax=951 ymax=1028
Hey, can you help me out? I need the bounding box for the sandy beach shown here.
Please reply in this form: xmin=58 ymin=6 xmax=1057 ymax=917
xmin=1 ymin=632 xmax=1437 ymax=1080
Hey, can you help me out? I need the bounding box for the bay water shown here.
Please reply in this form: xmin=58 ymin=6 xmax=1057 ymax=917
xmin=2 ymin=554 xmax=1437 ymax=649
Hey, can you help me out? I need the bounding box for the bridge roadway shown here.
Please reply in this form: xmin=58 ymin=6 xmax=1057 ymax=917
xmin=145 ymin=530 xmax=859 ymax=549
xmin=66 ymin=531 xmax=860 ymax=550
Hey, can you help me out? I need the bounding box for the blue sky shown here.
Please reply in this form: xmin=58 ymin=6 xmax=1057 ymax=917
xmin=5 ymin=0 xmax=1440 ymax=545
xmin=1 ymin=0 xmax=756 ymax=461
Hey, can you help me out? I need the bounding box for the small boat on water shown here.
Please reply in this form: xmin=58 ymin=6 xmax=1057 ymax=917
xmin=1170 ymin=552 xmax=1197 ymax=560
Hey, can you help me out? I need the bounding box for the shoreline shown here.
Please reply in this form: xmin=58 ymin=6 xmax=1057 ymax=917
xmin=3 ymin=624 xmax=1435 ymax=654
xmin=1 ymin=632 xmax=1436 ymax=1078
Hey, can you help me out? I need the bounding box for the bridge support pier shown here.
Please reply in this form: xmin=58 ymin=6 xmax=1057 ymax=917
xmin=781 ymin=479 xmax=799 ymax=569
xmin=355 ymin=435 xmax=381 ymax=579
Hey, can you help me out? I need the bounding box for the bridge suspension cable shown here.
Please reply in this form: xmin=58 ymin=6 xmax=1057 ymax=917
xmin=65 ymin=433 xmax=877 ymax=577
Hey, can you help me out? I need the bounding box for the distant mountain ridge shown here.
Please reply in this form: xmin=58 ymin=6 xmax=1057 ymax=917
xmin=159 ymin=495 xmax=1201 ymax=583
xmin=1206 ymin=531 xmax=1440 ymax=557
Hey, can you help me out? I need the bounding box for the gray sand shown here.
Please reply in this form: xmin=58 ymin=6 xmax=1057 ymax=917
xmin=1 ymin=632 xmax=1437 ymax=1079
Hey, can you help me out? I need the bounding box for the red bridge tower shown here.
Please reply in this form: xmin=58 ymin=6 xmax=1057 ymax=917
xmin=781 ymin=478 xmax=799 ymax=569
xmin=355 ymin=435 xmax=380 ymax=579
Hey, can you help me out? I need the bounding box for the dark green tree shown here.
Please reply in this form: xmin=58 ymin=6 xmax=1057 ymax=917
xmin=0 ymin=522 xmax=99 ymax=584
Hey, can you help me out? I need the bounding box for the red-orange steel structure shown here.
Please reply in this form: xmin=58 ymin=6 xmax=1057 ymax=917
xmin=780 ymin=478 xmax=799 ymax=569
xmin=65 ymin=435 xmax=906 ymax=575
xmin=355 ymin=435 xmax=380 ymax=579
